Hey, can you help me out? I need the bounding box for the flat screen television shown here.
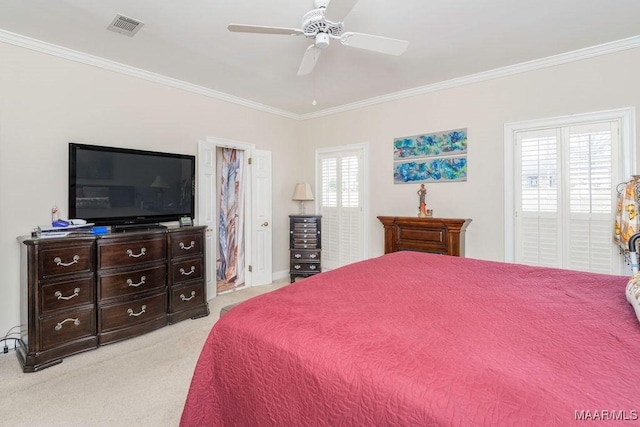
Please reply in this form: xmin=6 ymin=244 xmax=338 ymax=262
xmin=69 ymin=143 xmax=195 ymax=229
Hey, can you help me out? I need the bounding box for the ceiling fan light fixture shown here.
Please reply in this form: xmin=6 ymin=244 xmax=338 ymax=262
xmin=315 ymin=33 xmax=330 ymax=49
xmin=227 ymin=0 xmax=408 ymax=76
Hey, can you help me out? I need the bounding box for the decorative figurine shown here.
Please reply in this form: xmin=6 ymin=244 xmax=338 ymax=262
xmin=417 ymin=184 xmax=428 ymax=217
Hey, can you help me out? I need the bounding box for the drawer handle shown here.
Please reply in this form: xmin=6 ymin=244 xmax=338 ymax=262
xmin=126 ymin=276 xmax=146 ymax=288
xmin=294 ymin=264 xmax=301 ymax=270
xmin=54 ymin=288 xmax=80 ymax=301
xmin=127 ymin=248 xmax=147 ymax=258
xmin=179 ymin=241 xmax=195 ymax=250
xmin=294 ymin=253 xmax=301 ymax=258
xmin=180 ymin=266 xmax=196 ymax=276
xmin=309 ymin=254 xmax=317 ymax=259
xmin=180 ymin=291 xmax=196 ymax=301
xmin=310 ymin=265 xmax=317 ymax=270
xmin=55 ymin=318 xmax=80 ymax=331
xmin=127 ymin=305 xmax=147 ymax=317
xmin=54 ymin=255 xmax=80 ymax=267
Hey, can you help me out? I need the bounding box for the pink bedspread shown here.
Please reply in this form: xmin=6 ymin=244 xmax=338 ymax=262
xmin=181 ymin=252 xmax=640 ymax=426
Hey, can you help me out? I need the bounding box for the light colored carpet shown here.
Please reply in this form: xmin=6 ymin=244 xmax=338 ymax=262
xmin=0 ymin=281 xmax=287 ymax=426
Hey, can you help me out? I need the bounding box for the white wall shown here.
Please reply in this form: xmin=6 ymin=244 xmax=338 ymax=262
xmin=0 ymin=42 xmax=300 ymax=340
xmin=299 ymin=47 xmax=640 ymax=262
xmin=2 ymin=39 xmax=640 ymax=341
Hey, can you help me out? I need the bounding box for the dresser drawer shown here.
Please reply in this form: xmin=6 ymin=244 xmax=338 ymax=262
xmin=292 ymin=223 xmax=317 ymax=232
xmin=291 ymin=249 xmax=321 ymax=261
xmin=98 ymin=264 xmax=167 ymax=301
xmin=41 ymin=276 xmax=94 ymax=314
xmin=98 ymin=236 xmax=166 ymax=269
xmin=169 ymin=282 xmax=206 ymax=312
xmin=39 ymin=243 xmax=94 ymax=278
xmin=169 ymin=232 xmax=204 ymax=259
xmin=290 ymin=262 xmax=320 ymax=274
xmin=292 ymin=217 xmax=317 ymax=224
xmin=293 ymin=242 xmax=319 ymax=249
xmin=171 ymin=258 xmax=204 ymax=284
xmin=292 ymin=231 xmax=319 ymax=240
xmin=98 ymin=291 xmax=167 ymax=332
xmin=397 ymin=227 xmax=446 ymax=245
xmin=40 ymin=307 xmax=96 ymax=351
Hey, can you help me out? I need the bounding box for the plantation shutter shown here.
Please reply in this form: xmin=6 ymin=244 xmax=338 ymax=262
xmin=516 ymin=129 xmax=561 ymax=267
xmin=565 ymin=122 xmax=617 ymax=273
xmin=320 ymin=156 xmax=339 ymax=268
xmin=318 ymin=149 xmax=364 ymax=270
xmin=515 ymin=120 xmax=621 ymax=274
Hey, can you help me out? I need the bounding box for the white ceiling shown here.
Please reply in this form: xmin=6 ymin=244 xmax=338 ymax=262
xmin=1 ymin=0 xmax=640 ymax=117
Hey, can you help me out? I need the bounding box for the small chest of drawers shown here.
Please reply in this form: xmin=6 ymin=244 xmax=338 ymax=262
xmin=289 ymin=215 xmax=321 ymax=282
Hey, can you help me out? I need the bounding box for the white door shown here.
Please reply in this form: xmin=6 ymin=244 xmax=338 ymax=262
xmin=251 ymin=150 xmax=272 ymax=286
xmin=197 ymin=139 xmax=217 ymax=300
xmin=198 ymin=138 xmax=273 ymax=297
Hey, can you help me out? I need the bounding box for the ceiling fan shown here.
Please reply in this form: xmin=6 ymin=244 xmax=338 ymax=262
xmin=228 ymin=0 xmax=409 ymax=76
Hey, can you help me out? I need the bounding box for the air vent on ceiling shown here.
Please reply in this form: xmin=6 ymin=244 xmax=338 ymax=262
xmin=107 ymin=14 xmax=144 ymax=37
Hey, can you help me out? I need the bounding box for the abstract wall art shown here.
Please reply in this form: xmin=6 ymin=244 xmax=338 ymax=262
xmin=393 ymin=128 xmax=468 ymax=183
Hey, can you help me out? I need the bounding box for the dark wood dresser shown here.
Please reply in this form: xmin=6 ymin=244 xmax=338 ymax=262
xmin=17 ymin=225 xmax=209 ymax=372
xmin=289 ymin=215 xmax=321 ymax=282
xmin=377 ymin=216 xmax=471 ymax=256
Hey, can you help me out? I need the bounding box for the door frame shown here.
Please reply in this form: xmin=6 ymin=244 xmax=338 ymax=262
xmin=198 ymin=136 xmax=267 ymax=298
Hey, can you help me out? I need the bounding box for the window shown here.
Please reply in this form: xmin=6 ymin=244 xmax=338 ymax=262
xmin=317 ymin=144 xmax=368 ymax=270
xmin=505 ymin=109 xmax=635 ymax=275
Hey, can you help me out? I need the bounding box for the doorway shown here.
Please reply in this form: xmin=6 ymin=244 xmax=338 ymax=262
xmin=216 ymin=147 xmax=246 ymax=293
xmin=197 ymin=138 xmax=273 ymax=300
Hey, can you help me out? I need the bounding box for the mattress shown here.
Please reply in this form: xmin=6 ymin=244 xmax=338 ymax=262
xmin=181 ymin=251 xmax=640 ymax=426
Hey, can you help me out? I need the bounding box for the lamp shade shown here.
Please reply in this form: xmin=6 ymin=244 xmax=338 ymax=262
xmin=150 ymin=175 xmax=170 ymax=188
xmin=292 ymin=183 xmax=314 ymax=201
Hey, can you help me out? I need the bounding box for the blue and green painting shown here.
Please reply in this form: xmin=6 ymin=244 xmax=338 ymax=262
xmin=393 ymin=156 xmax=467 ymax=183
xmin=393 ymin=128 xmax=467 ymax=160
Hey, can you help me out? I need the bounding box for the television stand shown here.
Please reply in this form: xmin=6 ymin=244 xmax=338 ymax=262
xmin=112 ymin=223 xmax=167 ymax=233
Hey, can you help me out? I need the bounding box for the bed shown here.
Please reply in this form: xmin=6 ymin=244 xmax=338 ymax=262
xmin=180 ymin=251 xmax=640 ymax=425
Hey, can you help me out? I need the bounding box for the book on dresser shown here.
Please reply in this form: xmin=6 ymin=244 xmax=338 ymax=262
xmin=289 ymin=215 xmax=322 ymax=283
xmin=16 ymin=225 xmax=209 ymax=372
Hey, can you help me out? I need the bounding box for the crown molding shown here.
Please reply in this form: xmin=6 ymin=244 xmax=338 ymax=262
xmin=300 ymin=35 xmax=640 ymax=120
xmin=0 ymin=29 xmax=299 ymax=120
xmin=1 ymin=29 xmax=639 ymax=122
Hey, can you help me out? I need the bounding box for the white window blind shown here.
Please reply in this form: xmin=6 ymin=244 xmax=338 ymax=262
xmin=515 ymin=120 xmax=621 ymax=274
xmin=318 ymin=149 xmax=365 ymax=270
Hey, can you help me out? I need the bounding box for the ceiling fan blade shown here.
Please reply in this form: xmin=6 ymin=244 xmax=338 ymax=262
xmin=339 ymin=32 xmax=409 ymax=55
xmin=297 ymin=45 xmax=323 ymax=76
xmin=324 ymin=0 xmax=359 ymax=22
xmin=228 ymin=24 xmax=304 ymax=36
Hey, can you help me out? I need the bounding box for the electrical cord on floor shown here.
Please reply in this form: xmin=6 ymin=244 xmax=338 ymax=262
xmin=2 ymin=326 xmax=21 ymax=354
xmin=2 ymin=337 xmax=20 ymax=354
